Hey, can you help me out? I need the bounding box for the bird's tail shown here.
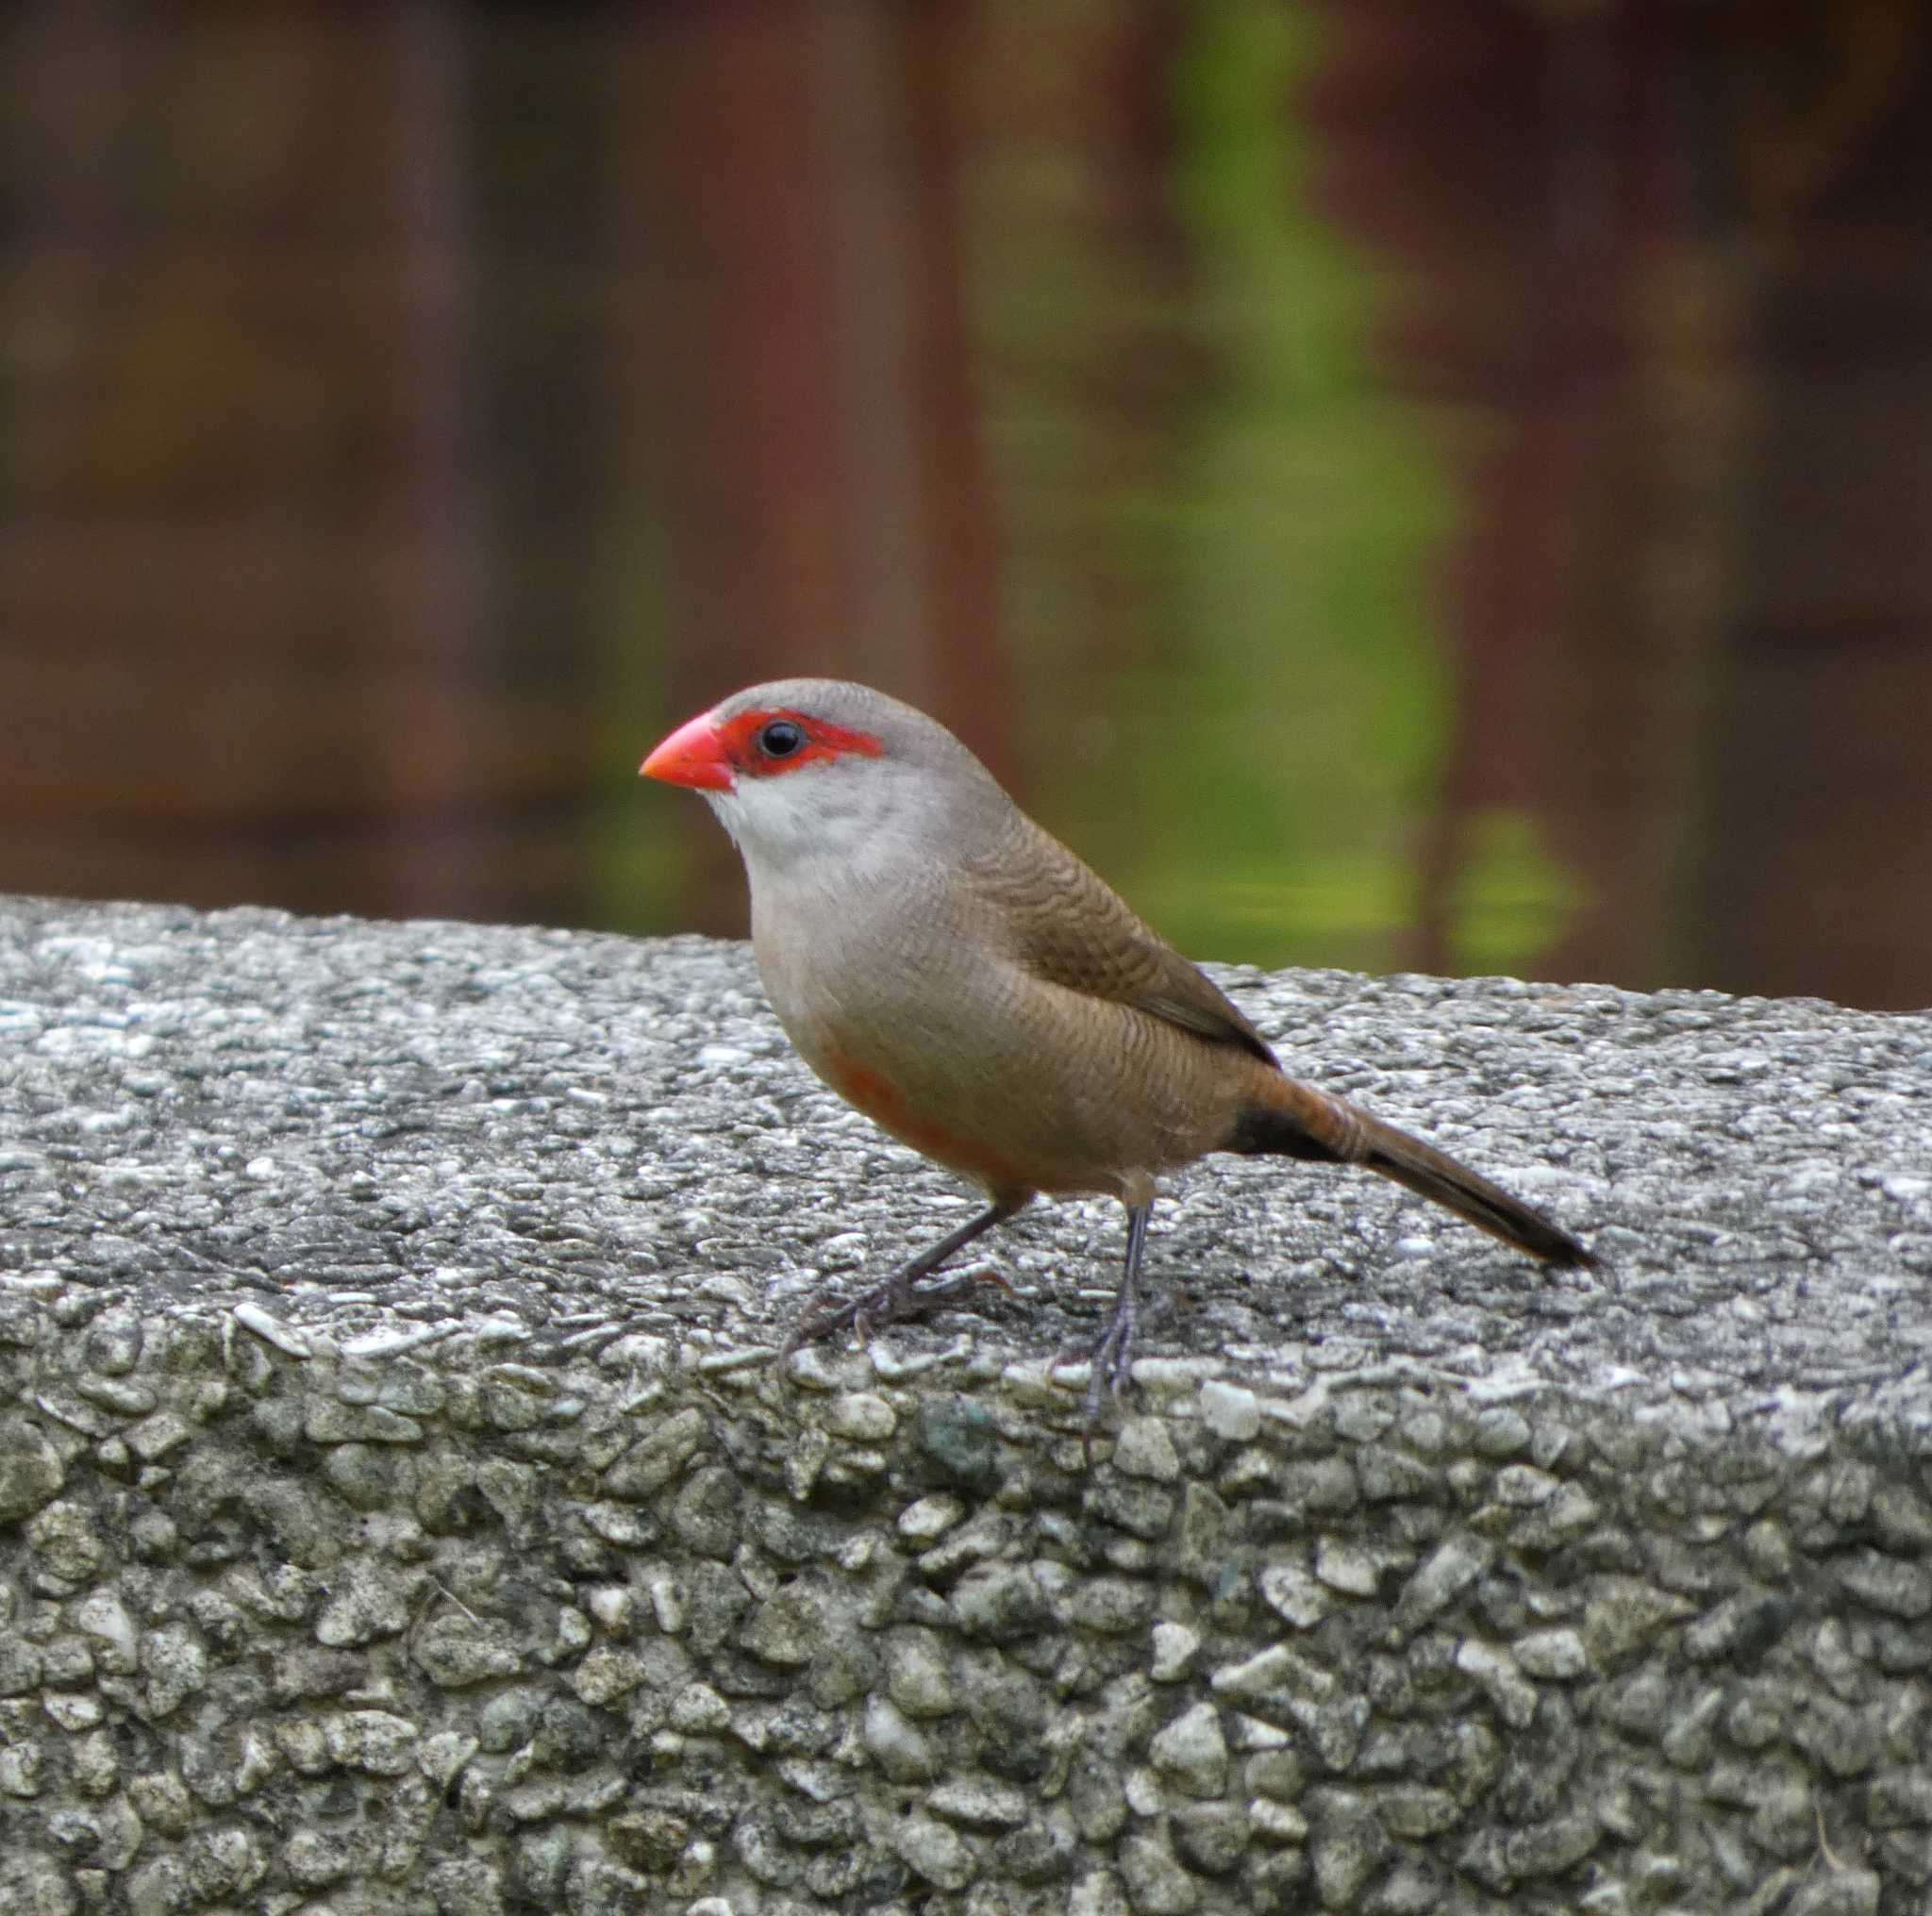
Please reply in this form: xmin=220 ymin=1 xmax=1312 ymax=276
xmin=1229 ymin=1075 xmax=1594 ymax=1269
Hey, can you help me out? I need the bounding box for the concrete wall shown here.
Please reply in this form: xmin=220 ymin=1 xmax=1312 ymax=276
xmin=2 ymin=896 xmax=1929 ymax=1914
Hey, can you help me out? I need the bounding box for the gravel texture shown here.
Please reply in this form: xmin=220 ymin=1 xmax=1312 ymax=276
xmin=1 ymin=892 xmax=1929 ymax=1913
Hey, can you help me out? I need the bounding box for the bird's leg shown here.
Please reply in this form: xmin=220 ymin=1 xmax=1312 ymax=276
xmin=782 ymin=1193 xmax=1029 ymax=1364
xmin=1052 ymin=1200 xmax=1153 ymax=1435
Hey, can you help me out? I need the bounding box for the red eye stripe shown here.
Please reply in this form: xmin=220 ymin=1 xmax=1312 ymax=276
xmin=713 ymin=708 xmax=885 ymax=777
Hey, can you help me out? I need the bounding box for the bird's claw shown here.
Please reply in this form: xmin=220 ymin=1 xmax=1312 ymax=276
xmin=778 ymin=1265 xmax=1005 ymax=1375
xmin=1048 ymin=1311 xmax=1138 ymax=1465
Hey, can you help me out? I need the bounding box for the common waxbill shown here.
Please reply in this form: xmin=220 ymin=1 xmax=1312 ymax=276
xmin=641 ymin=678 xmax=1593 ymax=1410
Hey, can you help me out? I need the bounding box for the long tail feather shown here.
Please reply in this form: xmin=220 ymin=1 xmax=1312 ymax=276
xmin=1229 ymin=1076 xmax=1594 ymax=1269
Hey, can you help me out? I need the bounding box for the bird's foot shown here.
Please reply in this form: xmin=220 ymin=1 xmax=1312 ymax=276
xmin=779 ymin=1265 xmax=1008 ymax=1372
xmin=1049 ymin=1295 xmax=1139 ymax=1455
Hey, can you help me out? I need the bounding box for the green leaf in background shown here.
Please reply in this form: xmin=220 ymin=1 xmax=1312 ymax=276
xmin=1446 ymin=808 xmax=1585 ymax=979
xmin=1024 ymin=0 xmax=1457 ymax=975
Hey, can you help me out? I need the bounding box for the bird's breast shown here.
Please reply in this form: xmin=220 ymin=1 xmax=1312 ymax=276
xmin=750 ymin=890 xmax=1024 ymax=1180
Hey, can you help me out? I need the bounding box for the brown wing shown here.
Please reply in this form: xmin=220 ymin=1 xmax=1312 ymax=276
xmin=963 ymin=820 xmax=1278 ymax=1067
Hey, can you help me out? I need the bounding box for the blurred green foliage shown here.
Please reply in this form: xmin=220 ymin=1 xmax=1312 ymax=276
xmin=1021 ymin=0 xmax=1457 ymax=975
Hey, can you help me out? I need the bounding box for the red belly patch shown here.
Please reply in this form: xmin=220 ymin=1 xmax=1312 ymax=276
xmin=824 ymin=1054 xmax=1024 ymax=1191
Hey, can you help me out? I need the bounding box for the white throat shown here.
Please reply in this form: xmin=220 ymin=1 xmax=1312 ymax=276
xmin=704 ymin=758 xmax=931 ymax=892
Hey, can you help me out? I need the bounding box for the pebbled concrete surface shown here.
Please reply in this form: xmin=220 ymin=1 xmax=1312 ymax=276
xmin=3 ymin=894 xmax=1928 ymax=1403
xmin=2 ymin=893 xmax=1931 ymax=1913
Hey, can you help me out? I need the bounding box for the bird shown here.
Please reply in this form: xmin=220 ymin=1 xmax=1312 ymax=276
xmin=641 ymin=678 xmax=1594 ymax=1419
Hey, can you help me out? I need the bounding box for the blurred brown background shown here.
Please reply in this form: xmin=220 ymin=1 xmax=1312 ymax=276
xmin=5 ymin=1 xmax=1930 ymax=1009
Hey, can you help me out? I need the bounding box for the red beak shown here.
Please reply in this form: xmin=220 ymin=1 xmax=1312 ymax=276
xmin=640 ymin=710 xmax=734 ymax=791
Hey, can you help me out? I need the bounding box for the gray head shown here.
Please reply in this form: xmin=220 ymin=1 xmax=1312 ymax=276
xmin=640 ymin=678 xmax=1012 ymax=879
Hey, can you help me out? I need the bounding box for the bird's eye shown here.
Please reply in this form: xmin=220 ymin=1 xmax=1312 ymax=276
xmin=758 ymin=720 xmax=806 ymax=759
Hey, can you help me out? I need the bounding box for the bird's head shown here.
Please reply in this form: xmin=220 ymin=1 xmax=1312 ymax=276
xmin=641 ymin=678 xmax=1002 ymax=876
